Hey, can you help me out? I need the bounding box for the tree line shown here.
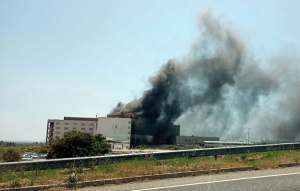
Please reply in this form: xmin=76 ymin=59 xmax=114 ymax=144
xmin=0 ymin=141 xmax=17 ymax=147
xmin=0 ymin=131 xmax=111 ymax=162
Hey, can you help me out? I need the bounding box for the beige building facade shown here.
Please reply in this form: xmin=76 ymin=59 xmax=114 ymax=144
xmin=46 ymin=116 xmax=131 ymax=147
xmin=96 ymin=117 xmax=131 ymax=143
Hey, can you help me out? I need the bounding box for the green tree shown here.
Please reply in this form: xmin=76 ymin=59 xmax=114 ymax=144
xmin=5 ymin=142 xmax=16 ymax=147
xmin=1 ymin=147 xmax=22 ymax=162
xmin=93 ymin=134 xmax=111 ymax=155
xmin=38 ymin=147 xmax=49 ymax=154
xmin=46 ymin=131 xmax=111 ymax=159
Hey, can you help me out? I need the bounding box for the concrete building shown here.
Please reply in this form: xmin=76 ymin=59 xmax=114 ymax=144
xmin=46 ymin=115 xmax=219 ymax=150
xmin=174 ymin=136 xmax=219 ymax=146
xmin=46 ymin=116 xmax=131 ymax=147
xmin=107 ymin=113 xmax=180 ymax=147
xmin=46 ymin=117 xmax=97 ymax=145
xmin=96 ymin=117 xmax=131 ymax=148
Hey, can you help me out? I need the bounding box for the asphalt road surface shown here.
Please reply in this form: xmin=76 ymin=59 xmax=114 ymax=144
xmin=78 ymin=166 xmax=300 ymax=191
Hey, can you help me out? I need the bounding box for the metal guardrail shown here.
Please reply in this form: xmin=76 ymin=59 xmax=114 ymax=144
xmin=1 ymin=142 xmax=300 ymax=172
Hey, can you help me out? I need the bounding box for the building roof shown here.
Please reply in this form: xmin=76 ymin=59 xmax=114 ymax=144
xmin=63 ymin=116 xmax=98 ymax=121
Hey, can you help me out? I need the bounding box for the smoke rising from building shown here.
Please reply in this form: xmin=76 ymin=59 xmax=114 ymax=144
xmin=110 ymin=11 xmax=300 ymax=141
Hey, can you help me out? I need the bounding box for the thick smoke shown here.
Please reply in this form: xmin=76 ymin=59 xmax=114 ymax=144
xmin=111 ymin=12 xmax=300 ymax=141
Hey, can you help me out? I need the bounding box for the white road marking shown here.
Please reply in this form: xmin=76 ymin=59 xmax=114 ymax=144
xmin=132 ymin=171 xmax=300 ymax=191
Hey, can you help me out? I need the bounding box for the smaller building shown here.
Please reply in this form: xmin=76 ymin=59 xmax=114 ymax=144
xmin=174 ymin=136 xmax=220 ymax=146
xmin=203 ymin=141 xmax=253 ymax=148
xmin=106 ymin=137 xmax=130 ymax=150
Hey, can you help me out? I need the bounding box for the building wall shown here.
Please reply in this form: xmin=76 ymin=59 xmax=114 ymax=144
xmin=108 ymin=142 xmax=130 ymax=150
xmin=175 ymin=136 xmax=219 ymax=145
xmin=48 ymin=119 xmax=96 ymax=139
xmin=96 ymin=117 xmax=131 ymax=143
xmin=131 ymin=135 xmax=153 ymax=146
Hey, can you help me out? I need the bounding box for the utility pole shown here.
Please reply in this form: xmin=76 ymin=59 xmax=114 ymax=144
xmin=248 ymin=128 xmax=250 ymax=144
xmin=285 ymin=125 xmax=286 ymax=143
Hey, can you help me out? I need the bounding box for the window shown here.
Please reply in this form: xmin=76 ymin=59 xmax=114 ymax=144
xmin=56 ymin=127 xmax=60 ymax=129
xmin=81 ymin=123 xmax=85 ymax=126
xmin=89 ymin=128 xmax=93 ymax=130
xmin=128 ymin=132 xmax=130 ymax=134
xmin=73 ymin=123 xmax=77 ymax=125
xmin=90 ymin=124 xmax=94 ymax=126
xmin=128 ymin=126 xmax=130 ymax=129
xmin=65 ymin=123 xmax=69 ymax=125
xmin=81 ymin=128 xmax=85 ymax=130
xmin=128 ymin=121 xmax=131 ymax=124
xmin=64 ymin=127 xmax=68 ymax=130
xmin=56 ymin=132 xmax=60 ymax=134
xmin=73 ymin=128 xmax=76 ymax=130
xmin=127 ymin=137 xmax=130 ymax=140
xmin=56 ymin=122 xmax=60 ymax=125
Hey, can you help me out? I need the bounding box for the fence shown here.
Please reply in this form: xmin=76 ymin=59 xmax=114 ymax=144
xmin=1 ymin=142 xmax=299 ymax=171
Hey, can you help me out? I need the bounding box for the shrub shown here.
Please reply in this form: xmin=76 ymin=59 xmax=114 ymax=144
xmin=46 ymin=131 xmax=111 ymax=159
xmin=1 ymin=147 xmax=22 ymax=162
xmin=241 ymin=154 xmax=247 ymax=160
xmin=38 ymin=147 xmax=49 ymax=154
xmin=93 ymin=134 xmax=111 ymax=155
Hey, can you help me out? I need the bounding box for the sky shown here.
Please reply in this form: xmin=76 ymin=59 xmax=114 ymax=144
xmin=0 ymin=0 xmax=300 ymax=142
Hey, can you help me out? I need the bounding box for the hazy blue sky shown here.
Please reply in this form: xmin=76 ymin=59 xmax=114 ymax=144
xmin=1 ymin=0 xmax=299 ymax=141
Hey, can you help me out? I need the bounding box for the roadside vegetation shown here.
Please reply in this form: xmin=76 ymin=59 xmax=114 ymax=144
xmin=0 ymin=149 xmax=300 ymax=189
xmin=1 ymin=147 xmax=22 ymax=162
xmin=0 ymin=131 xmax=111 ymax=162
xmin=0 ymin=144 xmax=50 ymax=163
xmin=46 ymin=131 xmax=111 ymax=159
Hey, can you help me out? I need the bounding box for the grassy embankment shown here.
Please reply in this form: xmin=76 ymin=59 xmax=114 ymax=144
xmin=1 ymin=149 xmax=300 ymax=189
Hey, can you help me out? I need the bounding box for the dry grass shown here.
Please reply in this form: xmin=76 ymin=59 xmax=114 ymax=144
xmin=1 ymin=150 xmax=300 ymax=189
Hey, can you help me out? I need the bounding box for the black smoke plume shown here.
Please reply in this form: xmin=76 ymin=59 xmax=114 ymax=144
xmin=110 ymin=12 xmax=300 ymax=141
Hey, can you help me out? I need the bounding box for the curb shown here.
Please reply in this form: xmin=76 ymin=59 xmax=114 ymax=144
xmin=0 ymin=166 xmax=254 ymax=191
xmin=279 ymin=162 xmax=300 ymax=167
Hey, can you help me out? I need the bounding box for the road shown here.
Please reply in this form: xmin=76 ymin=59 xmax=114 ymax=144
xmin=77 ymin=166 xmax=300 ymax=191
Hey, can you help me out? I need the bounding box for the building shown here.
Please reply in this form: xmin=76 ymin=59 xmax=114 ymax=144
xmin=203 ymin=141 xmax=253 ymax=148
xmin=46 ymin=116 xmax=131 ymax=147
xmin=174 ymin=136 xmax=220 ymax=146
xmin=46 ymin=115 xmax=219 ymax=149
xmin=46 ymin=117 xmax=97 ymax=145
xmin=106 ymin=113 xmax=180 ymax=147
xmin=96 ymin=117 xmax=131 ymax=149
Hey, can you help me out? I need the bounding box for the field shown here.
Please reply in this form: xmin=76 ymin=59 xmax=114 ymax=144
xmin=1 ymin=149 xmax=300 ymax=189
